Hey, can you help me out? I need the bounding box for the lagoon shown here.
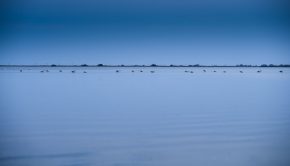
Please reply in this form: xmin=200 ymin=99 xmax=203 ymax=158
xmin=0 ymin=67 xmax=290 ymax=166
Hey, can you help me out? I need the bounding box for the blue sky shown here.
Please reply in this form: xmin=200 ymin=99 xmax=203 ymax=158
xmin=0 ymin=0 xmax=289 ymax=65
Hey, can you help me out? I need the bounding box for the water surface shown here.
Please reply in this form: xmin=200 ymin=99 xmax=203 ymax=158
xmin=0 ymin=67 xmax=290 ymax=166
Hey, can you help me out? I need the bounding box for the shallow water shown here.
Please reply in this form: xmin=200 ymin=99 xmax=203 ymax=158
xmin=0 ymin=67 xmax=290 ymax=166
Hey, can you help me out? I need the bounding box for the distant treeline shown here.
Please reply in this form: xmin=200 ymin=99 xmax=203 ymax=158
xmin=1 ymin=64 xmax=290 ymax=67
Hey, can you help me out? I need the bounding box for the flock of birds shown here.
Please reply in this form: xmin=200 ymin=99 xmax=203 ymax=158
xmin=34 ymin=69 xmax=155 ymax=73
xmin=18 ymin=69 xmax=284 ymax=73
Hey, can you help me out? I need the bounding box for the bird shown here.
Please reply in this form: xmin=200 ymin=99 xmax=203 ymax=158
xmin=280 ymin=70 xmax=283 ymax=73
xmin=116 ymin=70 xmax=119 ymax=73
xmin=223 ymin=71 xmax=226 ymax=73
xmin=46 ymin=70 xmax=49 ymax=72
xmin=190 ymin=71 xmax=194 ymax=73
xmin=83 ymin=71 xmax=87 ymax=73
xmin=40 ymin=70 xmax=44 ymax=73
xmin=20 ymin=70 xmax=22 ymax=72
xmin=184 ymin=70 xmax=188 ymax=73
xmin=257 ymin=70 xmax=261 ymax=73
xmin=213 ymin=70 xmax=216 ymax=72
xmin=240 ymin=71 xmax=243 ymax=73
xmin=203 ymin=70 xmax=206 ymax=72
xmin=72 ymin=70 xmax=76 ymax=73
xmin=131 ymin=70 xmax=134 ymax=72
xmin=150 ymin=71 xmax=155 ymax=73
xmin=59 ymin=70 xmax=62 ymax=72
xmin=140 ymin=70 xmax=143 ymax=72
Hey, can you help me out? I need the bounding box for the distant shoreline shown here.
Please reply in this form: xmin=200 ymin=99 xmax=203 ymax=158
xmin=0 ymin=64 xmax=290 ymax=68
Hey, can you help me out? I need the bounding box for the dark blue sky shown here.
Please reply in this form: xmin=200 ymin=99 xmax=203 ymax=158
xmin=0 ymin=0 xmax=289 ymax=65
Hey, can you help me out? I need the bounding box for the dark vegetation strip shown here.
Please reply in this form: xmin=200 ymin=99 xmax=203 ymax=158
xmin=1 ymin=64 xmax=290 ymax=68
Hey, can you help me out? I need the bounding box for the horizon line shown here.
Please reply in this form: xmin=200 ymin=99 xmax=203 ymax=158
xmin=1 ymin=64 xmax=290 ymax=67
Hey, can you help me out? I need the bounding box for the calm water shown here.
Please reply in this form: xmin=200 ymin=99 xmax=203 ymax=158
xmin=0 ymin=67 xmax=290 ymax=166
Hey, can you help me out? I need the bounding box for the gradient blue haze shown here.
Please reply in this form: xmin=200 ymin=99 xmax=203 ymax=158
xmin=0 ymin=0 xmax=289 ymax=64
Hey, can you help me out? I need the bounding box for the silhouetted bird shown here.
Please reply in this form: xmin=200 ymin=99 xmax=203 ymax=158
xmin=59 ymin=70 xmax=62 ymax=72
xmin=20 ymin=70 xmax=22 ymax=72
xmin=72 ymin=70 xmax=75 ymax=73
xmin=203 ymin=70 xmax=206 ymax=72
xmin=116 ymin=70 xmax=119 ymax=73
xmin=83 ymin=71 xmax=87 ymax=73
xmin=257 ymin=70 xmax=261 ymax=73
xmin=280 ymin=70 xmax=283 ymax=73
xmin=131 ymin=70 xmax=134 ymax=72
xmin=150 ymin=71 xmax=155 ymax=73
xmin=190 ymin=71 xmax=194 ymax=73
xmin=240 ymin=71 xmax=243 ymax=73
xmin=140 ymin=70 xmax=143 ymax=72
xmin=46 ymin=70 xmax=49 ymax=72
xmin=184 ymin=70 xmax=188 ymax=73
xmin=223 ymin=71 xmax=226 ymax=73
xmin=40 ymin=70 xmax=44 ymax=73
xmin=213 ymin=70 xmax=216 ymax=72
